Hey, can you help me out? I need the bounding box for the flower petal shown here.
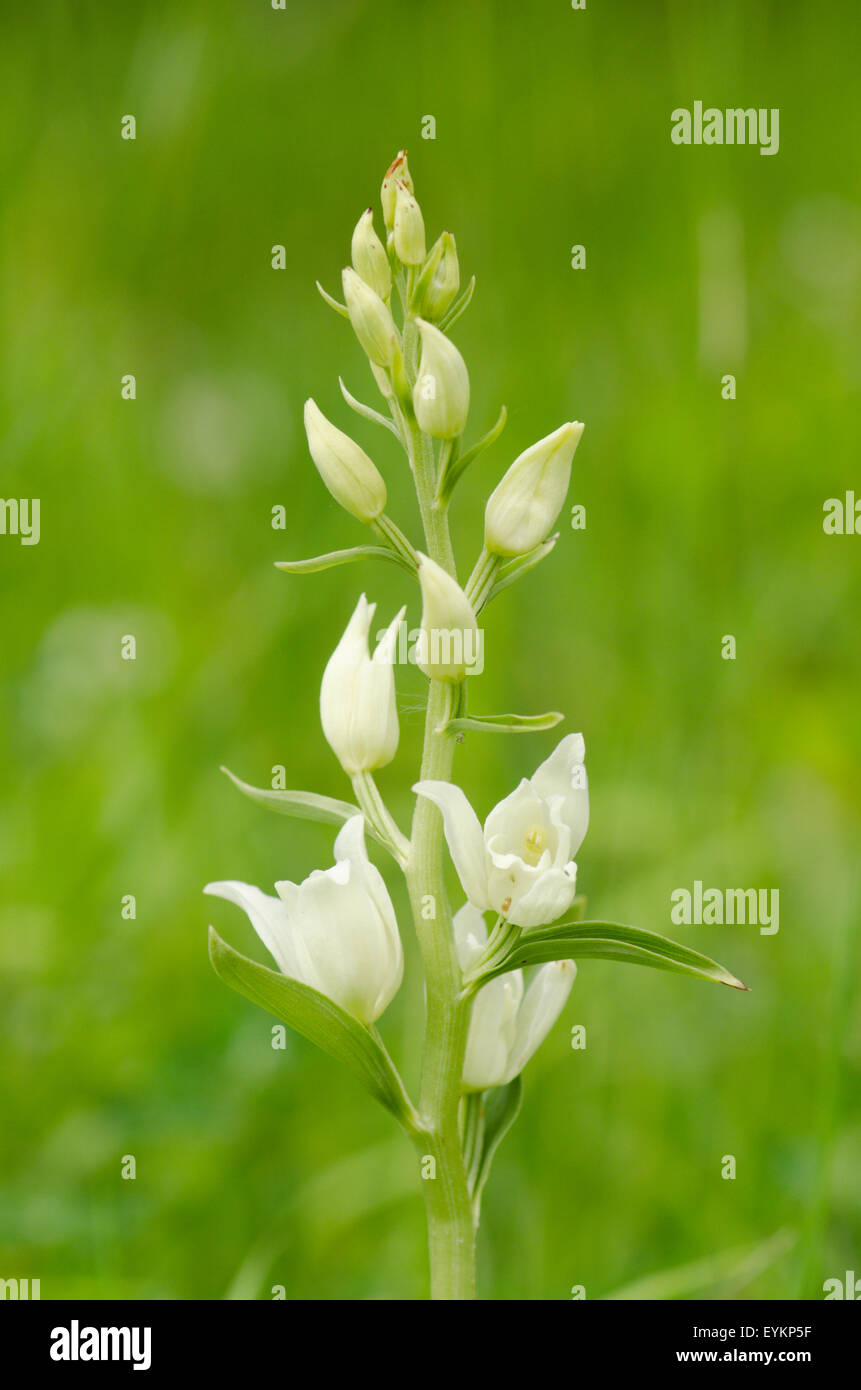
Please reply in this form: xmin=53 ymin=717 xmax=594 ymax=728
xmin=463 ymin=972 xmax=524 ymax=1092
xmin=505 ymin=863 xmax=578 ymax=929
xmin=203 ymin=880 xmax=300 ymax=979
xmin=529 ymin=733 xmax=589 ymax=855
xmin=502 ymin=960 xmax=576 ymax=1083
xmin=453 ymin=902 xmax=489 ymax=972
xmin=413 ymin=780 xmax=490 ymax=909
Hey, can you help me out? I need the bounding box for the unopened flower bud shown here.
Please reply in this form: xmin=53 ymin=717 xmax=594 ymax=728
xmin=416 ymin=552 xmax=479 ymax=683
xmin=320 ymin=594 xmax=404 ymax=774
xmin=304 ymin=398 xmax=386 ymax=522
xmin=413 ymin=231 xmax=460 ymax=320
xmin=393 ymin=181 xmax=426 ymax=265
xmin=381 ymin=149 xmax=413 ymax=231
xmin=342 ymin=267 xmax=397 ymax=367
xmin=484 ymin=421 xmax=584 ymax=557
xmin=351 ymin=208 xmax=392 ymax=302
xmin=413 ymin=319 xmax=470 ymax=439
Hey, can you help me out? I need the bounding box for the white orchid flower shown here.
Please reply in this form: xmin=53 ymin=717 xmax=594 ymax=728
xmin=320 ymin=594 xmax=405 ymax=775
xmin=414 ymin=732 xmax=588 ymax=929
xmin=204 ymin=816 xmax=403 ymax=1025
xmin=455 ymin=904 xmax=576 ymax=1091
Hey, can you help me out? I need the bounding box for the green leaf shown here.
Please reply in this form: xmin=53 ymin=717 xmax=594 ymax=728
xmin=473 ymin=920 xmax=748 ymax=992
xmin=468 ymin=1077 xmax=523 ymax=1218
xmin=437 ymin=405 xmax=507 ymax=503
xmin=220 ymin=767 xmax=387 ymax=849
xmin=445 ymin=711 xmax=564 ymax=735
xmin=439 ymin=274 xmax=475 ymax=331
xmin=275 ymin=546 xmax=407 ymax=576
xmin=338 ymin=376 xmax=400 ymax=438
xmin=315 ymin=280 xmax=349 ymax=317
xmin=485 ymin=535 xmax=559 ymax=606
xmin=208 ymin=927 xmax=419 ymax=1131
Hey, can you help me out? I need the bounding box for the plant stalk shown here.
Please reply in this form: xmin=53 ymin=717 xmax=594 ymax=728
xmin=402 ymin=387 xmax=476 ymax=1299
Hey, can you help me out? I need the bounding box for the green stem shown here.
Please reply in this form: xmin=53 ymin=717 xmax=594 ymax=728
xmin=398 ymin=331 xmax=475 ymax=1295
xmin=406 ymin=678 xmax=476 ymax=1299
xmin=351 ymin=771 xmax=411 ymax=868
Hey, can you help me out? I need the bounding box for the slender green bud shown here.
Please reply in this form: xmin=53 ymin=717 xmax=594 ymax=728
xmin=381 ymin=149 xmax=413 ymax=231
xmin=415 ymin=552 xmax=479 ymax=683
xmin=393 ymin=180 xmax=426 ymax=265
xmin=342 ymin=267 xmax=397 ymax=367
xmin=304 ymin=398 xmax=386 ymax=522
xmin=413 ymin=319 xmax=470 ymax=438
xmin=484 ymin=422 xmax=584 ymax=556
xmin=351 ymin=208 xmax=392 ymax=302
xmin=413 ymin=231 xmax=460 ymax=320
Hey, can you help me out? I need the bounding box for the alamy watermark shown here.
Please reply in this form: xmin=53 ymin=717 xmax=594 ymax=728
xmin=671 ymin=880 xmax=779 ymax=935
xmin=375 ymin=620 xmax=485 ymax=675
xmin=50 ymin=1320 xmax=152 ymax=1371
xmin=0 ymin=497 xmax=40 ymax=545
xmin=671 ymin=102 xmax=779 ymax=156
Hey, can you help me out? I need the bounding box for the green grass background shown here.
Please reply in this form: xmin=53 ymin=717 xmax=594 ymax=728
xmin=1 ymin=0 xmax=859 ymax=1300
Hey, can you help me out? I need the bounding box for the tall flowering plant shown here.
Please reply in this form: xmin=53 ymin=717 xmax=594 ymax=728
xmin=205 ymin=152 xmax=745 ymax=1300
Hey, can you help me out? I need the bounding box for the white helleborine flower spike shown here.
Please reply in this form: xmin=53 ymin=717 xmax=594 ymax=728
xmin=303 ymin=398 xmax=386 ymax=523
xmin=455 ymin=904 xmax=576 ymax=1091
xmin=204 ymin=816 xmax=403 ymax=1025
xmin=393 ymin=180 xmax=426 ymax=265
xmin=416 ymin=552 xmax=479 ymax=683
xmin=413 ymin=318 xmax=470 ymax=439
xmin=351 ymin=208 xmax=392 ymax=302
xmin=320 ymin=594 xmax=405 ymax=774
xmin=414 ymin=732 xmax=589 ymax=928
xmin=484 ymin=422 xmax=585 ymax=557
xmin=342 ymin=266 xmax=398 ymax=367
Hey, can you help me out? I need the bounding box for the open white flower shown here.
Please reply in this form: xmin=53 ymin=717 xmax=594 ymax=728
xmin=204 ymin=816 xmax=403 ymax=1024
xmin=414 ymin=733 xmax=588 ymax=929
xmin=456 ymin=904 xmax=576 ymax=1091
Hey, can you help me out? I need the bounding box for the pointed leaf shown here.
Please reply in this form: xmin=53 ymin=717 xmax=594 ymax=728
xmin=220 ymin=767 xmax=387 ymax=849
xmin=338 ymin=377 xmax=400 ymax=437
xmin=474 ymin=920 xmax=747 ymax=992
xmin=485 ymin=535 xmax=559 ymax=606
xmin=315 ymin=280 xmax=349 ymax=317
xmin=208 ymin=927 xmax=418 ymax=1130
xmin=469 ymin=1077 xmax=523 ymax=1218
xmin=275 ymin=546 xmax=406 ymax=576
xmin=445 ymin=711 xmax=564 ymax=735
xmin=438 ymin=405 xmax=507 ymax=503
xmin=439 ymin=274 xmax=475 ymax=331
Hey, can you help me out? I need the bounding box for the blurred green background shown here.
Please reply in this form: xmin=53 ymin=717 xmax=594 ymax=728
xmin=1 ymin=0 xmax=859 ymax=1301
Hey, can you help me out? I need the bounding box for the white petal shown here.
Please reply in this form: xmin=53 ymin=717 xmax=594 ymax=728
xmin=277 ymin=822 xmax=402 ymax=1024
xmin=462 ymin=972 xmax=524 ymax=1092
xmin=453 ymin=903 xmax=489 ymax=972
xmin=204 ymin=880 xmax=300 ymax=979
xmin=413 ymin=780 xmax=490 ymax=909
xmin=502 ymin=960 xmax=576 ymax=1083
xmin=529 ymin=733 xmax=589 ymax=855
xmin=333 ymin=813 xmax=368 ymax=864
xmin=320 ymin=595 xmax=376 ymax=773
xmin=505 ymin=863 xmax=577 ymax=929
